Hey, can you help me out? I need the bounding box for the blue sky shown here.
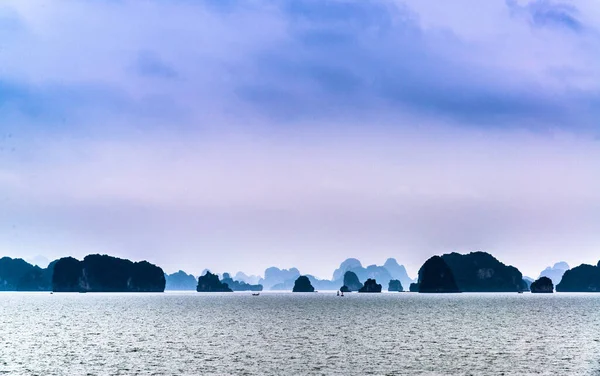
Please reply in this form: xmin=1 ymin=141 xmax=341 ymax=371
xmin=1 ymin=0 xmax=600 ymax=279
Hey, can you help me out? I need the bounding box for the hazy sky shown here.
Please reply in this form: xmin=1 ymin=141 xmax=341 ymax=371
xmin=1 ymin=0 xmax=600 ymax=279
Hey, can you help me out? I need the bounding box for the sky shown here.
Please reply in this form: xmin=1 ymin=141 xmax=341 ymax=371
xmin=1 ymin=0 xmax=599 ymax=280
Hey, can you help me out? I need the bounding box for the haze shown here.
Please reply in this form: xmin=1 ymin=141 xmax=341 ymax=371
xmin=1 ymin=0 xmax=599 ymax=279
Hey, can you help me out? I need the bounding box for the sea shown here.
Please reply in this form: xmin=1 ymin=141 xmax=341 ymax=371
xmin=1 ymin=292 xmax=599 ymax=375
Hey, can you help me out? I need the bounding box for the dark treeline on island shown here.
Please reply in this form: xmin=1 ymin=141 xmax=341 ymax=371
xmin=556 ymin=261 xmax=600 ymax=292
xmin=530 ymin=276 xmax=554 ymax=293
xmin=1 ymin=252 xmax=599 ymax=293
xmin=196 ymin=271 xmax=232 ymax=292
xmin=52 ymin=255 xmax=165 ymax=292
xmin=410 ymin=256 xmax=460 ymax=293
xmin=0 ymin=257 xmax=55 ymax=291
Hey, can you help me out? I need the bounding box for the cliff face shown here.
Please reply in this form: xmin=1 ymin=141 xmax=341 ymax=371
xmin=196 ymin=271 xmax=233 ymax=292
xmin=52 ymin=255 xmax=166 ymax=292
xmin=415 ymin=256 xmax=459 ymax=293
xmin=388 ymin=279 xmax=403 ymax=292
xmin=342 ymin=271 xmax=363 ymax=292
xmin=0 ymin=257 xmax=54 ymax=291
xmin=441 ymin=252 xmax=526 ymax=292
xmin=292 ymin=276 xmax=315 ymax=292
xmin=556 ymin=263 xmax=600 ymax=292
xmin=530 ymin=276 xmax=554 ymax=293
xmin=383 ymin=258 xmax=414 ymax=291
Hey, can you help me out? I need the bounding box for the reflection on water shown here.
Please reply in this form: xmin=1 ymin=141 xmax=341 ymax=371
xmin=1 ymin=292 xmax=599 ymax=375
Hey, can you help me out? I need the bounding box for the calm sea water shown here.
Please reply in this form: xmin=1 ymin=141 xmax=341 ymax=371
xmin=1 ymin=292 xmax=599 ymax=375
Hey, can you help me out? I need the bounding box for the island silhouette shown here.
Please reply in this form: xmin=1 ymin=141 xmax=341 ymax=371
xmin=2 ymin=252 xmax=599 ymax=294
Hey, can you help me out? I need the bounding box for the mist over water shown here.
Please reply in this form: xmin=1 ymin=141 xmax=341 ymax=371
xmin=1 ymin=292 xmax=599 ymax=375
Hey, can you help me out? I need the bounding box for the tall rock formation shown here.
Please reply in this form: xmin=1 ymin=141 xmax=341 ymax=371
xmin=358 ymin=278 xmax=382 ymax=293
xmin=332 ymin=258 xmax=362 ymax=281
xmin=440 ymin=252 xmax=527 ymax=292
xmin=341 ymin=271 xmax=363 ymax=292
xmin=383 ymin=258 xmax=414 ymax=291
xmin=530 ymin=276 xmax=554 ymax=293
xmin=556 ymin=263 xmax=600 ymax=292
xmin=196 ymin=271 xmax=233 ymax=292
xmin=234 ymin=272 xmax=261 ymax=285
xmin=539 ymin=262 xmax=569 ymax=286
xmin=52 ymin=254 xmax=165 ymax=292
xmin=165 ymin=270 xmax=197 ymax=290
xmin=388 ymin=279 xmax=403 ymax=292
xmin=221 ymin=273 xmax=263 ymax=291
xmin=0 ymin=257 xmax=54 ymax=291
xmin=415 ymin=256 xmax=459 ymax=293
xmin=292 ymin=276 xmax=315 ymax=292
xmin=259 ymin=267 xmax=301 ymax=290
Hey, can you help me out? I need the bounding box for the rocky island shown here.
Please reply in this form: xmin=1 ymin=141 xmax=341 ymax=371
xmin=388 ymin=279 xmax=403 ymax=292
xmin=412 ymin=256 xmax=459 ymax=293
xmin=358 ymin=278 xmax=382 ymax=293
xmin=0 ymin=257 xmax=55 ymax=291
xmin=556 ymin=261 xmax=600 ymax=292
xmin=340 ymin=271 xmax=362 ymax=292
xmin=259 ymin=267 xmax=301 ymax=290
xmin=440 ymin=252 xmax=527 ymax=292
xmin=221 ymin=273 xmax=263 ymax=291
xmin=333 ymin=258 xmax=412 ymax=291
xmin=196 ymin=271 xmax=233 ymax=292
xmin=292 ymin=276 xmax=315 ymax=292
xmin=165 ymin=270 xmax=197 ymax=290
xmin=383 ymin=258 xmax=414 ymax=291
xmin=530 ymin=276 xmax=553 ymax=293
xmin=52 ymin=254 xmax=165 ymax=292
xmin=539 ymin=262 xmax=569 ymax=286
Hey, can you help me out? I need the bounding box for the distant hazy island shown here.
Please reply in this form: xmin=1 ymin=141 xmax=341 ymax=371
xmin=2 ymin=252 xmax=599 ymax=294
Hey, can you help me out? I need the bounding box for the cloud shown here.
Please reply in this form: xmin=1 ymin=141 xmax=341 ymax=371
xmin=1 ymin=0 xmax=599 ymax=130
xmin=133 ymin=51 xmax=178 ymax=79
xmin=233 ymin=0 xmax=600 ymax=127
xmin=1 ymin=0 xmax=600 ymax=278
xmin=507 ymin=0 xmax=583 ymax=32
xmin=2 ymin=124 xmax=600 ymax=278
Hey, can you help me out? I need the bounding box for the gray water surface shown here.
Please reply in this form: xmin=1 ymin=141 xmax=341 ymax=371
xmin=1 ymin=292 xmax=599 ymax=375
